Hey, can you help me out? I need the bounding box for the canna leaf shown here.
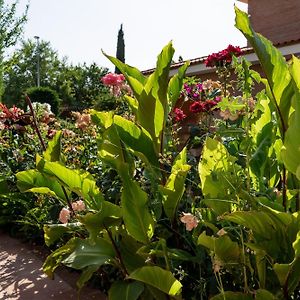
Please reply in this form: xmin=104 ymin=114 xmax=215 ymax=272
xmin=129 ymin=266 xmax=182 ymax=296
xmin=108 ymin=281 xmax=144 ymax=300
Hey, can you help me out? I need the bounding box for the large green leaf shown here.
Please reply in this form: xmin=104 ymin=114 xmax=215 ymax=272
xmin=108 ymin=281 xmax=144 ymax=300
xmin=43 ymin=238 xmax=77 ymax=278
xmin=38 ymin=160 xmax=104 ymax=209
xmin=43 ymin=130 xmax=63 ymax=162
xmin=281 ymin=56 xmax=300 ymax=178
xmin=90 ymin=110 xmax=114 ymax=130
xmin=120 ymin=167 xmax=154 ymax=244
xmin=168 ymin=62 xmax=189 ymax=108
xmin=160 ymin=147 xmax=190 ymax=220
xmin=44 ymin=223 xmax=82 ymax=247
xmin=235 ymin=6 xmax=294 ymax=135
xmin=129 ymin=266 xmax=182 ymax=296
xmin=104 ymin=42 xmax=175 ymax=153
xmin=113 ymin=115 xmax=159 ymax=167
xmin=80 ymin=201 xmax=122 ymax=241
xmin=198 ymin=137 xmax=243 ymax=214
xmin=274 ymin=231 xmax=300 ymax=295
xmin=16 ymin=169 xmax=67 ymax=201
xmin=198 ymin=232 xmax=240 ymax=263
xmin=62 ymin=237 xmax=115 ymax=269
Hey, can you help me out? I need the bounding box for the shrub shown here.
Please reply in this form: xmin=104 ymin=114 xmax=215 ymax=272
xmin=26 ymin=86 xmax=60 ymax=115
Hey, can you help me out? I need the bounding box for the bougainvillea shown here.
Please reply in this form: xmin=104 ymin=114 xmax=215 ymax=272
xmin=205 ymin=44 xmax=242 ymax=68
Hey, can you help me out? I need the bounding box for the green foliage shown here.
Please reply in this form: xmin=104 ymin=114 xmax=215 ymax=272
xmin=26 ymin=86 xmax=60 ymax=114
xmin=0 ymin=0 xmax=28 ymax=99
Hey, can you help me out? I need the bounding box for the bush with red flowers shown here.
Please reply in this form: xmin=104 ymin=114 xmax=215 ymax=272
xmin=205 ymin=44 xmax=242 ymax=68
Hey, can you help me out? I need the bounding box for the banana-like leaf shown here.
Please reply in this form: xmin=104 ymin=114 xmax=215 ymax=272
xmin=103 ymin=42 xmax=175 ymax=153
xmin=198 ymin=232 xmax=241 ymax=263
xmin=44 ymin=223 xmax=82 ymax=247
xmin=120 ymin=167 xmax=154 ymax=244
xmin=113 ymin=115 xmax=159 ymax=168
xmin=235 ymin=6 xmax=294 ymax=135
xmin=281 ymin=56 xmax=300 ymax=179
xmin=274 ymin=231 xmax=300 ymax=295
xmin=108 ymin=281 xmax=144 ymax=300
xmin=43 ymin=131 xmax=63 ymax=162
xmin=80 ymin=201 xmax=122 ymax=241
xmin=16 ymin=169 xmax=68 ymax=201
xmin=129 ymin=266 xmax=182 ymax=297
xmin=90 ymin=110 xmax=114 ymax=130
xmin=199 ymin=137 xmax=243 ymax=214
xmin=43 ymin=238 xmax=77 ymax=278
xmin=160 ymin=147 xmax=190 ymax=220
xmin=38 ymin=159 xmax=104 ymax=210
xmin=62 ymin=237 xmax=115 ymax=269
xmin=168 ymin=62 xmax=189 ymax=108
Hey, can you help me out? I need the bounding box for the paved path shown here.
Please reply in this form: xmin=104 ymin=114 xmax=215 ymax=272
xmin=0 ymin=232 xmax=106 ymax=300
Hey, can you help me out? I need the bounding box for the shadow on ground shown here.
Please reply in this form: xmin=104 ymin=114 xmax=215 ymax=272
xmin=0 ymin=232 xmax=106 ymax=300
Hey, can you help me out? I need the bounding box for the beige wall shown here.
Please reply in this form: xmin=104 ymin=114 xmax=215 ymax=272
xmin=248 ymin=0 xmax=300 ymax=44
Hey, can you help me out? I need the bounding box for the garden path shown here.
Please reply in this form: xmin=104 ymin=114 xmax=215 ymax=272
xmin=0 ymin=231 xmax=107 ymax=300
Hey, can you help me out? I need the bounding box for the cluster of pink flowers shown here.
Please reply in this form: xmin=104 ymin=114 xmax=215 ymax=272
xmin=0 ymin=103 xmax=25 ymax=130
xmin=72 ymin=111 xmax=91 ymax=131
xmin=173 ymin=108 xmax=187 ymax=122
xmin=180 ymin=212 xmax=199 ymax=231
xmin=205 ymin=45 xmax=242 ymax=68
xmin=101 ymin=73 xmax=131 ymax=97
xmin=58 ymin=200 xmax=86 ymax=224
xmin=101 ymin=73 xmax=125 ymax=86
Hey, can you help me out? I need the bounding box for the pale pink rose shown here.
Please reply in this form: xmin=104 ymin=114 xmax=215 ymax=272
xmin=71 ymin=200 xmax=86 ymax=212
xmin=180 ymin=213 xmax=199 ymax=231
xmin=72 ymin=112 xmax=91 ymax=130
xmin=59 ymin=208 xmax=70 ymax=224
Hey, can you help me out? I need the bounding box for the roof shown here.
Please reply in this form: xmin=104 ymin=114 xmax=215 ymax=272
xmin=142 ymin=38 xmax=300 ymax=76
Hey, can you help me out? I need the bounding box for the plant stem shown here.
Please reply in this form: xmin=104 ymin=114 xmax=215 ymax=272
xmin=24 ymin=93 xmax=76 ymax=215
xmin=25 ymin=94 xmax=46 ymax=151
xmin=104 ymin=225 xmax=129 ymax=276
xmin=282 ymin=166 xmax=287 ymax=211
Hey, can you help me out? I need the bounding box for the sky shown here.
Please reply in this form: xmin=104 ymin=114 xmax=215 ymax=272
xmin=7 ymin=0 xmax=248 ymax=71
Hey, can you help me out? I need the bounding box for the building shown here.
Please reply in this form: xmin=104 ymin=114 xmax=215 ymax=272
xmin=143 ymin=0 xmax=300 ymax=80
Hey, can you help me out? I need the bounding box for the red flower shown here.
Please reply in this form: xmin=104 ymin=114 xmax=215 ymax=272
xmin=205 ymin=45 xmax=242 ymax=68
xmin=173 ymin=108 xmax=186 ymax=122
xmin=189 ymin=101 xmax=204 ymax=113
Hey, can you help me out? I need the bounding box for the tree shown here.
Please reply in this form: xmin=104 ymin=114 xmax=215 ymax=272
xmin=115 ymin=24 xmax=125 ymax=74
xmin=3 ymin=39 xmax=64 ymax=107
xmin=3 ymin=39 xmax=111 ymax=112
xmin=0 ymin=0 xmax=28 ymax=100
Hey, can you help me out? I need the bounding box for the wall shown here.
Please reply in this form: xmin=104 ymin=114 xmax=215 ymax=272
xmin=248 ymin=0 xmax=300 ymax=44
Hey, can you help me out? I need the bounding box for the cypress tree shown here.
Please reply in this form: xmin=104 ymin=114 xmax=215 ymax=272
xmin=115 ymin=24 xmax=125 ymax=74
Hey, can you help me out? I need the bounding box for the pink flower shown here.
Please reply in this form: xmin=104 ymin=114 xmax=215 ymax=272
xmin=180 ymin=213 xmax=199 ymax=231
xmin=173 ymin=108 xmax=186 ymax=122
xmin=59 ymin=208 xmax=71 ymax=224
xmin=101 ymin=73 xmax=125 ymax=86
xmin=71 ymin=200 xmax=86 ymax=212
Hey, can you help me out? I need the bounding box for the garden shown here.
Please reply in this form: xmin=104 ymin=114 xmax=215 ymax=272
xmin=1 ymin=6 xmax=300 ymax=300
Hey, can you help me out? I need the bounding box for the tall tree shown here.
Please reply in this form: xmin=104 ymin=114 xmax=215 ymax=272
xmin=0 ymin=0 xmax=28 ymax=100
xmin=115 ymin=24 xmax=125 ymax=74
